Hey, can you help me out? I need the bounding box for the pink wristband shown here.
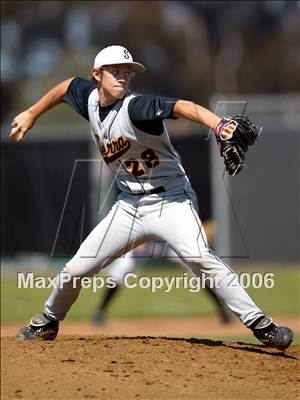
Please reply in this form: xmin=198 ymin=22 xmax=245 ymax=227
xmin=214 ymin=119 xmax=228 ymax=137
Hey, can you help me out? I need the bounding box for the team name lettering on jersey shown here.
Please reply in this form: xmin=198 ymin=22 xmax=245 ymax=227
xmin=100 ymin=136 xmax=131 ymax=164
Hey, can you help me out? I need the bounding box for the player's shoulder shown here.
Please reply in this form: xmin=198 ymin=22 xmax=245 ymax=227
xmin=127 ymin=92 xmax=179 ymax=123
xmin=69 ymin=76 xmax=96 ymax=92
xmin=124 ymin=90 xmax=142 ymax=108
xmin=63 ymin=77 xmax=97 ymax=119
xmin=127 ymin=90 xmax=142 ymax=100
xmin=128 ymin=92 xmax=177 ymax=106
xmin=127 ymin=92 xmax=155 ymax=108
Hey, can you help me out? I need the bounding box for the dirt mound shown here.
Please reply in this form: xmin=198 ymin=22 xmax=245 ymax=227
xmin=1 ymin=336 xmax=299 ymax=400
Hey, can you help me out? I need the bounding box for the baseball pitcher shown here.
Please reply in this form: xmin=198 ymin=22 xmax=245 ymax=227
xmin=10 ymin=45 xmax=293 ymax=350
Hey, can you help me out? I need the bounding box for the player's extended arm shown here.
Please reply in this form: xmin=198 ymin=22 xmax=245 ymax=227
xmin=173 ymin=100 xmax=235 ymax=140
xmin=9 ymin=77 xmax=75 ymax=142
xmin=174 ymin=100 xmax=261 ymax=176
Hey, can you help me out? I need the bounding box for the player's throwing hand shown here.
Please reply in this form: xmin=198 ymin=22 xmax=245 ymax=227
xmin=9 ymin=109 xmax=36 ymax=142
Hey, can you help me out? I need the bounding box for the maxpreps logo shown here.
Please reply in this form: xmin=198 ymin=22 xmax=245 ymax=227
xmin=97 ymin=136 xmax=131 ymax=164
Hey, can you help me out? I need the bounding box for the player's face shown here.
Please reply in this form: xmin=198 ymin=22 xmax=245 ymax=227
xmin=100 ymin=64 xmax=134 ymax=101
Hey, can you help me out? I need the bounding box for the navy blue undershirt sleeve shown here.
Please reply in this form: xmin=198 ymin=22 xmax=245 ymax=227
xmin=128 ymin=95 xmax=179 ymax=135
xmin=63 ymin=77 xmax=96 ymax=120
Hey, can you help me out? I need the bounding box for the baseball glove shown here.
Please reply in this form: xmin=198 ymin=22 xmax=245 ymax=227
xmin=214 ymin=114 xmax=261 ymax=176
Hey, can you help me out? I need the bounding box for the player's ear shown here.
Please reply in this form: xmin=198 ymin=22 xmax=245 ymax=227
xmin=91 ymin=68 xmax=102 ymax=83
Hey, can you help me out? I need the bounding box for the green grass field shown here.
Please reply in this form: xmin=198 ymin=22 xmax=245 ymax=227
xmin=1 ymin=264 xmax=299 ymax=323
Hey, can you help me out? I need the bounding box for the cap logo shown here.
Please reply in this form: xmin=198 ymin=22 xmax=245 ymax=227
xmin=124 ymin=49 xmax=130 ymax=59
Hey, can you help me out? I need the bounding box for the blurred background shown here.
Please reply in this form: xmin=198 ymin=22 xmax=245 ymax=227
xmin=1 ymin=1 xmax=299 ymax=341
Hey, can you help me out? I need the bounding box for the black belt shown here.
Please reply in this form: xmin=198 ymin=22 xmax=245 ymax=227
xmin=129 ymin=186 xmax=166 ymax=196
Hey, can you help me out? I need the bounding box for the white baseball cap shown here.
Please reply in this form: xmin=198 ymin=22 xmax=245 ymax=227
xmin=94 ymin=45 xmax=145 ymax=72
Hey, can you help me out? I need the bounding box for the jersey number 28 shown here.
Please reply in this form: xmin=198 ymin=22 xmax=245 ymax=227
xmin=124 ymin=148 xmax=159 ymax=176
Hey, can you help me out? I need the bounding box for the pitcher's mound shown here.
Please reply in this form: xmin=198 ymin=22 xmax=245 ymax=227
xmin=2 ymin=336 xmax=299 ymax=400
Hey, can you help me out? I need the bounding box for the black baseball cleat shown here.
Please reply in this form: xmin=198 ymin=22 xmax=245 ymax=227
xmin=252 ymin=317 xmax=293 ymax=350
xmin=16 ymin=313 xmax=59 ymax=341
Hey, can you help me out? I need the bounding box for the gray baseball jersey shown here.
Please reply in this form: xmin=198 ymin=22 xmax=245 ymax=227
xmin=88 ymin=89 xmax=187 ymax=194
